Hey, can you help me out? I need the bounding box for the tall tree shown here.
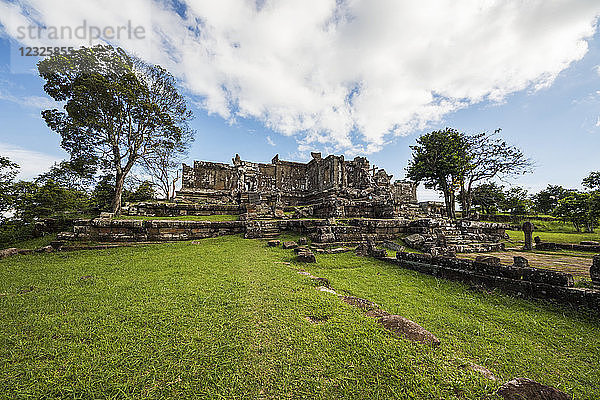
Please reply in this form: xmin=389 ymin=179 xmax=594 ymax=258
xmin=406 ymin=128 xmax=471 ymax=219
xmin=501 ymin=187 xmax=531 ymax=216
xmin=0 ymin=156 xmax=19 ymax=219
xmin=459 ymin=130 xmax=532 ymax=218
xmin=38 ymin=45 xmax=194 ymax=215
xmin=531 ymin=185 xmax=570 ymax=215
xmin=582 ymin=171 xmax=600 ymax=191
xmin=554 ymin=191 xmax=600 ymax=233
xmin=469 ymin=183 xmax=505 ymax=215
xmin=36 ymin=160 xmax=96 ymax=192
xmin=141 ymin=133 xmax=192 ymax=200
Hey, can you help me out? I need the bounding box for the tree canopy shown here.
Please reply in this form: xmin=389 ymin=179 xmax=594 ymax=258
xmin=38 ymin=45 xmax=194 ymax=214
xmin=406 ymin=128 xmax=471 ymax=219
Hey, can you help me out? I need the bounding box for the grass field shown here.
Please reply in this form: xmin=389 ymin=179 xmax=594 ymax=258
xmin=1 ymin=235 xmax=599 ymax=399
xmin=117 ymin=214 xmax=239 ymax=221
xmin=506 ymin=229 xmax=600 ymax=245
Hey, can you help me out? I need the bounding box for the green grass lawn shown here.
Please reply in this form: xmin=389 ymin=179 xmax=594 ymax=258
xmin=1 ymin=236 xmax=599 ymax=399
xmin=117 ymin=214 xmax=239 ymax=221
xmin=1 ymin=233 xmax=57 ymax=250
xmin=506 ymin=229 xmax=600 ymax=245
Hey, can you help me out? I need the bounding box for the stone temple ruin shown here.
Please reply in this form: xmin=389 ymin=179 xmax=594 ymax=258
xmin=61 ymin=152 xmax=507 ymax=255
xmin=175 ymin=152 xmax=419 ymax=219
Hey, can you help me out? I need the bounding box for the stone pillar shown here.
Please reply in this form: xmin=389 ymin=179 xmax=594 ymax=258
xmin=522 ymin=221 xmax=534 ymax=250
xmin=591 ymin=255 xmax=600 ymax=285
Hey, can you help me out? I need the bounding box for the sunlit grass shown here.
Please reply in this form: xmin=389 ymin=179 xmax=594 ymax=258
xmin=0 ymin=235 xmax=598 ymax=398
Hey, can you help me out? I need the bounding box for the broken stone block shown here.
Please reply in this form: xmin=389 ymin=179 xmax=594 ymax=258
xmin=513 ymin=256 xmax=529 ymax=268
xmin=377 ymin=315 xmax=440 ymax=346
xmin=475 ymin=255 xmax=501 ymax=266
xmin=314 ymin=276 xmax=329 ymax=286
xmin=297 ymin=250 xmax=316 ymax=263
xmin=403 ymin=234 xmax=425 ymax=249
xmin=355 ymin=243 xmax=368 ymax=256
xmin=370 ymin=248 xmax=387 ymax=258
xmin=497 ymin=378 xmax=570 ymax=400
xmin=591 ymin=255 xmax=600 ymax=285
xmin=267 ymin=240 xmax=280 ymax=247
xmin=34 ymin=245 xmax=54 ymax=253
xmin=282 ymin=241 xmax=298 ymax=249
xmin=342 ymin=296 xmax=380 ymax=311
xmin=0 ymin=248 xmax=19 ymax=259
xmin=297 ymin=237 xmax=308 ymax=246
xmin=99 ymin=212 xmax=114 ymax=219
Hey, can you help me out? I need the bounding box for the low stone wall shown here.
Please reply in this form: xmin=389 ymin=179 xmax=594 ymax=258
xmin=383 ymin=252 xmax=600 ymax=312
xmin=536 ymin=241 xmax=600 ymax=252
xmin=58 ymin=219 xmax=245 ymax=242
xmin=123 ymin=201 xmax=243 ymax=217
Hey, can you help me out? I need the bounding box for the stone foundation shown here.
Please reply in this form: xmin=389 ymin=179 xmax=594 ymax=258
xmin=58 ymin=219 xmax=245 ymax=242
xmin=123 ymin=201 xmax=243 ymax=217
xmin=535 ymin=240 xmax=600 ymax=253
xmin=383 ymin=252 xmax=600 ymax=312
xmin=57 ymin=216 xmax=507 ymax=254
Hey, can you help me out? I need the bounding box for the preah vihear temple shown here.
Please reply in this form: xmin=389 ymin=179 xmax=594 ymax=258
xmin=177 ymin=152 xmax=419 ymax=217
xmin=61 ymin=152 xmax=507 ymax=254
xmin=53 ymin=151 xmax=600 ymax=316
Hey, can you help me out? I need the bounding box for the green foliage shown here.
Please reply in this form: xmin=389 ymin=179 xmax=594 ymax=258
xmin=36 ymin=160 xmax=96 ymax=191
xmin=10 ymin=179 xmax=90 ymax=221
xmin=126 ymin=180 xmax=155 ymax=203
xmin=582 ymin=171 xmax=600 ymax=191
xmin=0 ymin=220 xmax=35 ymax=248
xmin=38 ymin=45 xmax=193 ymax=214
xmin=469 ymin=183 xmax=505 ymax=214
xmin=531 ymin=185 xmax=572 ymax=215
xmin=460 ymin=130 xmax=532 ymax=217
xmin=407 ymin=128 xmax=471 ymax=218
xmin=501 ymin=187 xmax=532 ymax=215
xmin=554 ymin=191 xmax=600 ymax=232
xmin=0 ymin=156 xmax=19 ymax=218
xmin=90 ymin=176 xmax=155 ymax=212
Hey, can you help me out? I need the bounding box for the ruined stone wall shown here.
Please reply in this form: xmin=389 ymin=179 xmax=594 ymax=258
xmin=183 ymin=161 xmax=237 ymax=190
xmin=177 ymin=153 xmax=419 ymax=216
xmin=273 ymin=160 xmax=307 ymax=193
xmin=123 ymin=202 xmax=244 ymax=217
xmin=386 ymin=252 xmax=600 ymax=312
xmin=391 ymin=181 xmax=417 ymax=204
xmin=60 ymin=219 xmax=245 ymax=242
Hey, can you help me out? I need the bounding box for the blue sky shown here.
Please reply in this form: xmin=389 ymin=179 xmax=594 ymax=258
xmin=1 ymin=1 xmax=600 ymax=201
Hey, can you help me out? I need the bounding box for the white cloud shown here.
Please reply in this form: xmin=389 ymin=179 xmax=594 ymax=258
xmin=1 ymin=1 xmax=599 ymax=153
xmin=595 ymin=65 xmax=600 ymax=76
xmin=0 ymin=89 xmax=56 ymax=110
xmin=266 ymin=136 xmax=276 ymax=146
xmin=596 ymin=116 xmax=600 ymax=127
xmin=0 ymin=143 xmax=63 ymax=180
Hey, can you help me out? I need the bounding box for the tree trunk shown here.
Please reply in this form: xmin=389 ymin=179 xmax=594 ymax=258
xmin=449 ymin=191 xmax=456 ymax=219
xmin=459 ymin=185 xmax=468 ymax=219
xmin=443 ymin=188 xmax=456 ymax=220
xmin=112 ymin=173 xmax=126 ymax=215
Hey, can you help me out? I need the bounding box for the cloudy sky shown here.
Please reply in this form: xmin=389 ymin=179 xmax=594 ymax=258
xmin=1 ymin=0 xmax=600 ymax=200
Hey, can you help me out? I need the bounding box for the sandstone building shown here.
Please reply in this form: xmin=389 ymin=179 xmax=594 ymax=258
xmin=175 ymin=152 xmax=418 ymax=218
